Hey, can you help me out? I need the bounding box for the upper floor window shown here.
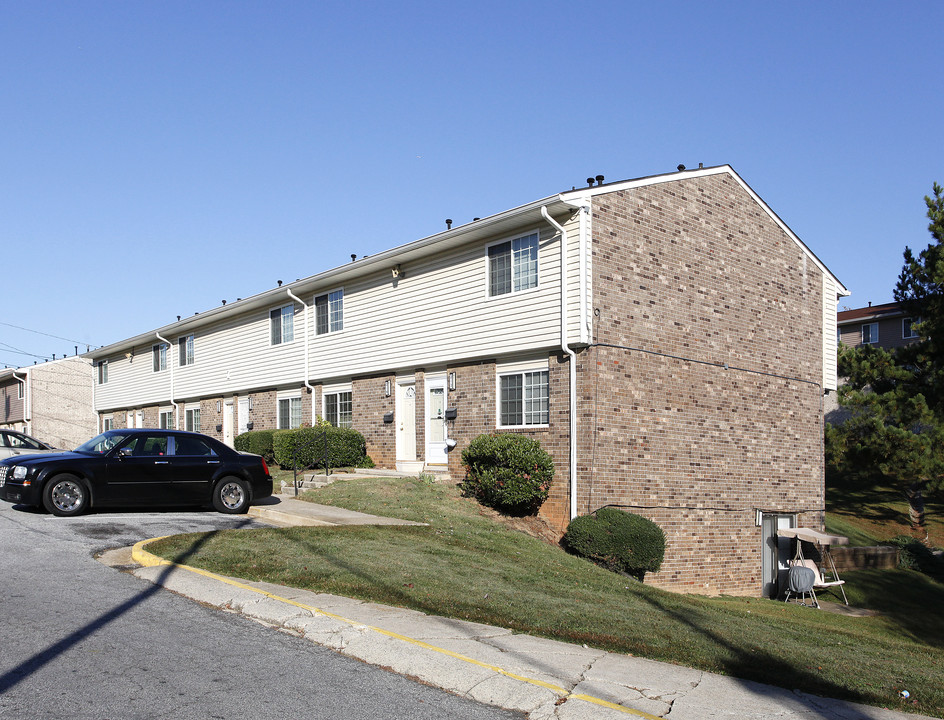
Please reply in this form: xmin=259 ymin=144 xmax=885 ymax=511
xmin=98 ymin=360 xmax=108 ymax=385
xmin=488 ymin=232 xmax=538 ymax=297
xmin=903 ymin=317 xmax=921 ymax=339
xmin=498 ymin=368 xmax=549 ymax=427
xmin=152 ymin=343 xmax=168 ymax=372
xmin=179 ymin=334 xmax=195 ymax=366
xmin=861 ymin=322 xmax=879 ymax=345
xmin=323 ymin=388 xmax=353 ymax=428
xmin=315 ymin=289 xmax=344 ymax=335
xmin=17 ymin=382 xmax=24 ymax=399
xmin=278 ymin=395 xmax=302 ymax=429
xmin=270 ymin=304 xmax=295 ymax=345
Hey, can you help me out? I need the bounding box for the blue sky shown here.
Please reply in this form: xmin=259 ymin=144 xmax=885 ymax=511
xmin=2 ymin=1 xmax=942 ymax=366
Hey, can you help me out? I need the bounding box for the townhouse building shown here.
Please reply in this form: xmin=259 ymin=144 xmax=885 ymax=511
xmin=0 ymin=357 xmax=97 ymax=450
xmin=86 ymin=164 xmax=847 ymax=597
xmin=837 ymin=301 xmax=921 ymax=351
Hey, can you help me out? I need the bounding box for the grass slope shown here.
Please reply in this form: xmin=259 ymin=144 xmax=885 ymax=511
xmin=148 ymin=477 xmax=943 ymax=717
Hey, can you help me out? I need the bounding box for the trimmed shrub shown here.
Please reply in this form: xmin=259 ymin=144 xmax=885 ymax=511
xmin=563 ymin=508 xmax=666 ymax=581
xmin=233 ymin=430 xmax=276 ymax=464
xmin=460 ymin=433 xmax=554 ymax=515
xmin=883 ymin=535 xmax=944 ymax=580
xmin=272 ymin=426 xmax=372 ymax=469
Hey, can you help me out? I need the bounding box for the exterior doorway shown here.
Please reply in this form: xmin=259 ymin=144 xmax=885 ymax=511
xmin=396 ymin=379 xmax=420 ymax=472
xmin=761 ymin=513 xmax=796 ymax=598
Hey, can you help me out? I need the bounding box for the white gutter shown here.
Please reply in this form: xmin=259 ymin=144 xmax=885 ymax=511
xmin=12 ymin=371 xmax=29 ymax=431
xmin=541 ymin=206 xmax=579 ymax=520
xmin=155 ymin=332 xmax=178 ymax=427
xmin=286 ymin=289 xmax=315 ymax=397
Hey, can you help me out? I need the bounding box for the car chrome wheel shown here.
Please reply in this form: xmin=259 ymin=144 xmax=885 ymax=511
xmin=214 ymin=478 xmax=249 ymax=513
xmin=51 ymin=480 xmax=83 ymax=512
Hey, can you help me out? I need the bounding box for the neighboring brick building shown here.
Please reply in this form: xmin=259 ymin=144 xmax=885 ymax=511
xmin=85 ymin=164 xmax=847 ymax=597
xmin=0 ymin=357 xmax=97 ymax=450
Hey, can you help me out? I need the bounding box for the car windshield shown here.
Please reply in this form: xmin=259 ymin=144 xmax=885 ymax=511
xmin=75 ymin=431 xmax=133 ymax=454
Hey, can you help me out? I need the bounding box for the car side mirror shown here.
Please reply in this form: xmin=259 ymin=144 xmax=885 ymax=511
xmin=118 ymin=447 xmax=134 ymax=458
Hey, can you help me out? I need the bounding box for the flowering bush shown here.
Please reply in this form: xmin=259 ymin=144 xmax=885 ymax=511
xmin=460 ymin=433 xmax=554 ymax=515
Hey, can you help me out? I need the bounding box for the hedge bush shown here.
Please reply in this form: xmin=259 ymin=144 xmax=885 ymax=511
xmin=563 ymin=508 xmax=666 ymax=581
xmin=272 ymin=425 xmax=373 ymax=470
xmin=884 ymin=535 xmax=944 ymax=580
xmin=233 ymin=430 xmax=276 ymax=464
xmin=460 ymin=433 xmax=554 ymax=515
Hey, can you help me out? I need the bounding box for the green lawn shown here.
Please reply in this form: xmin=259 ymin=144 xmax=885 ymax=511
xmin=147 ymin=476 xmax=943 ymax=717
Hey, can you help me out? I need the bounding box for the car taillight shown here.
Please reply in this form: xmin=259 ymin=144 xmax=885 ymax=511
xmin=261 ymin=458 xmax=270 ymax=476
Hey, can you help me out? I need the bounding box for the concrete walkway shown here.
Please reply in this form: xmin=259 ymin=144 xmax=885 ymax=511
xmin=113 ymin=495 xmax=935 ymax=720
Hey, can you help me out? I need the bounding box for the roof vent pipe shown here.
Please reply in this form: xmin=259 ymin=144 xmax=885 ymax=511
xmin=586 ymin=177 xmax=594 ymax=187
xmin=595 ymin=175 xmax=604 ymax=186
xmin=351 ymin=254 xmax=357 ymax=262
xmin=445 ymin=219 xmax=452 ymax=229
xmin=277 ymin=280 xmax=283 ymax=287
xmin=677 ymin=164 xmax=686 ymax=171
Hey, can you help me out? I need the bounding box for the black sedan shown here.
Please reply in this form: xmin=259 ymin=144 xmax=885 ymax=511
xmin=0 ymin=429 xmax=272 ymax=516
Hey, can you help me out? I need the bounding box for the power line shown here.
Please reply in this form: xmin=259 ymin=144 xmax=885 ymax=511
xmin=0 ymin=321 xmax=90 ymax=347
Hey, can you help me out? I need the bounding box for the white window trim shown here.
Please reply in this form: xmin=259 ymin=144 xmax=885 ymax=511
xmin=270 ymin=304 xmax=296 ymax=346
xmin=314 ymin=287 xmax=345 ymax=336
xmin=178 ymin=334 xmax=195 ymax=366
xmin=98 ymin=360 xmax=108 ymax=385
xmin=495 ymin=357 xmax=550 ymax=429
xmin=322 ymin=383 xmax=353 ymax=428
xmin=102 ymin=414 xmax=113 ymax=431
xmin=903 ymin=317 xmax=920 ymax=340
xmin=184 ymin=403 xmax=201 ymax=433
xmin=159 ymin=406 xmax=175 ymax=429
xmin=152 ymin=343 xmax=168 ymax=373
xmin=862 ymin=322 xmax=879 ymax=345
xmin=277 ymin=390 xmax=303 ymax=429
xmin=485 ymin=230 xmax=542 ymax=300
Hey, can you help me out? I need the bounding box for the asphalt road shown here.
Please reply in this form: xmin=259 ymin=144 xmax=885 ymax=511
xmin=0 ymin=502 xmax=522 ymax=720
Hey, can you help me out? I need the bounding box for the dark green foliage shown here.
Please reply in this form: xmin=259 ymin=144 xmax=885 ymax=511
xmin=233 ymin=430 xmax=276 ymax=463
xmin=459 ymin=433 xmax=554 ymax=514
xmin=827 ymin=182 xmax=944 ymax=535
xmin=563 ymin=508 xmax=666 ymax=581
xmin=272 ymin=426 xmax=372 ymax=469
xmin=883 ymin=535 xmax=944 ymax=580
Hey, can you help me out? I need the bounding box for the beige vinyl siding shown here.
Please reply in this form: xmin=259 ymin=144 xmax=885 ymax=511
xmin=92 ymin=213 xmax=587 ymax=409
xmin=822 ymin=274 xmax=838 ymax=391
xmin=307 ymin=223 xmax=578 ymax=379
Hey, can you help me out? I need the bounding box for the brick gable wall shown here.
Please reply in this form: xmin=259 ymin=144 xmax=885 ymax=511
xmin=579 ymin=174 xmax=826 ymax=595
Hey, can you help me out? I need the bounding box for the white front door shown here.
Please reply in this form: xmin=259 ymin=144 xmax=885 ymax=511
xmin=238 ymin=397 xmax=250 ymax=435
xmin=396 ymin=380 xmax=416 ymax=466
xmin=425 ymin=375 xmax=447 ymax=465
xmin=126 ymin=411 xmax=134 ymax=428
xmin=136 ymin=410 xmax=144 ymax=428
xmin=761 ymin=513 xmax=795 ymax=598
xmin=223 ymin=400 xmax=235 ymax=447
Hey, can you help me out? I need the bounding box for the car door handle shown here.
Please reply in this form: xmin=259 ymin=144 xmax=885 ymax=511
xmin=206 ymin=460 xmax=219 ymax=464
xmin=155 ymin=461 xmax=169 ymax=464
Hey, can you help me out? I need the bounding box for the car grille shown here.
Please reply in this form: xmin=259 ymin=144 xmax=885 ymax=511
xmin=0 ymin=466 xmax=7 ymax=487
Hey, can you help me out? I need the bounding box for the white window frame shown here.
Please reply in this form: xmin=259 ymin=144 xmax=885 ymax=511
xmin=903 ymin=317 xmax=920 ymax=339
xmin=322 ymin=383 xmax=353 ymax=428
xmin=496 ymin=358 xmax=550 ymax=428
xmin=487 ymin=231 xmax=539 ymax=298
xmin=98 ymin=360 xmax=108 ymax=385
xmin=159 ymin=407 xmax=175 ymax=429
xmin=152 ymin=343 xmax=168 ymax=372
xmin=17 ymin=382 xmax=24 ymax=400
xmin=178 ymin=334 xmax=195 ymax=366
xmin=270 ymin=304 xmax=295 ymax=346
xmin=277 ymin=392 xmax=303 ymax=429
xmin=314 ymin=288 xmax=344 ymax=335
xmin=185 ymin=404 xmax=201 ymax=433
xmin=102 ymin=415 xmax=113 ymax=431
xmin=861 ymin=322 xmax=879 ymax=345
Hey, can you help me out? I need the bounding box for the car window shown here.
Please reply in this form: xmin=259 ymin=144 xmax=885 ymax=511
xmin=8 ymin=433 xmax=45 ymax=450
xmin=125 ymin=435 xmax=169 ymax=457
xmin=0 ymin=433 xmax=8 ymax=448
xmin=173 ymin=436 xmax=216 ymax=457
xmin=77 ymin=432 xmax=132 ymax=454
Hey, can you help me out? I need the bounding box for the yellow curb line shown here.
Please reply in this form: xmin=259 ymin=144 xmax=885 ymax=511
xmin=132 ymin=538 xmax=661 ymax=719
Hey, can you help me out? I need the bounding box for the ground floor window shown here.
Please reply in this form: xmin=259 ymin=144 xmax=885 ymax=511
xmin=159 ymin=408 xmax=175 ymax=429
xmin=185 ymin=405 xmax=201 ymax=433
xmin=102 ymin=415 xmax=113 ymax=431
xmin=498 ymin=367 xmax=549 ymax=427
xmin=278 ymin=395 xmax=302 ymax=429
xmin=323 ymin=386 xmax=352 ymax=428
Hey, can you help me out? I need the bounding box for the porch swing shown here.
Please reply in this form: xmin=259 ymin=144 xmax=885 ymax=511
xmin=777 ymin=527 xmax=849 ymax=607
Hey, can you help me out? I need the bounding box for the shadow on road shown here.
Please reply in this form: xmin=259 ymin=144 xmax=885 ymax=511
xmin=0 ymin=518 xmax=254 ymax=694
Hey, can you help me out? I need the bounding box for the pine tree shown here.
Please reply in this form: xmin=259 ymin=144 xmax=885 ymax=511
xmin=828 ymin=183 xmax=944 ymax=538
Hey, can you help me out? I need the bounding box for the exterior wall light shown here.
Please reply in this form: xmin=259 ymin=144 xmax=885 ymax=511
xmin=448 ymin=372 xmax=456 ymax=391
xmin=384 ymin=380 xmax=391 ymax=397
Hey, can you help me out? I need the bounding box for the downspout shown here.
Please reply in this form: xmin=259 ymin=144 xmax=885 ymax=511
xmin=286 ymin=289 xmax=315 ymax=399
xmin=156 ymin=333 xmax=178 ymax=427
xmin=12 ymin=371 xmax=29 ymax=433
xmin=541 ymin=206 xmax=579 ymax=520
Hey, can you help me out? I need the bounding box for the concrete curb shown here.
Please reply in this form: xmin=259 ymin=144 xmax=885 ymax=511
xmin=128 ymin=538 xmax=936 ymax=720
